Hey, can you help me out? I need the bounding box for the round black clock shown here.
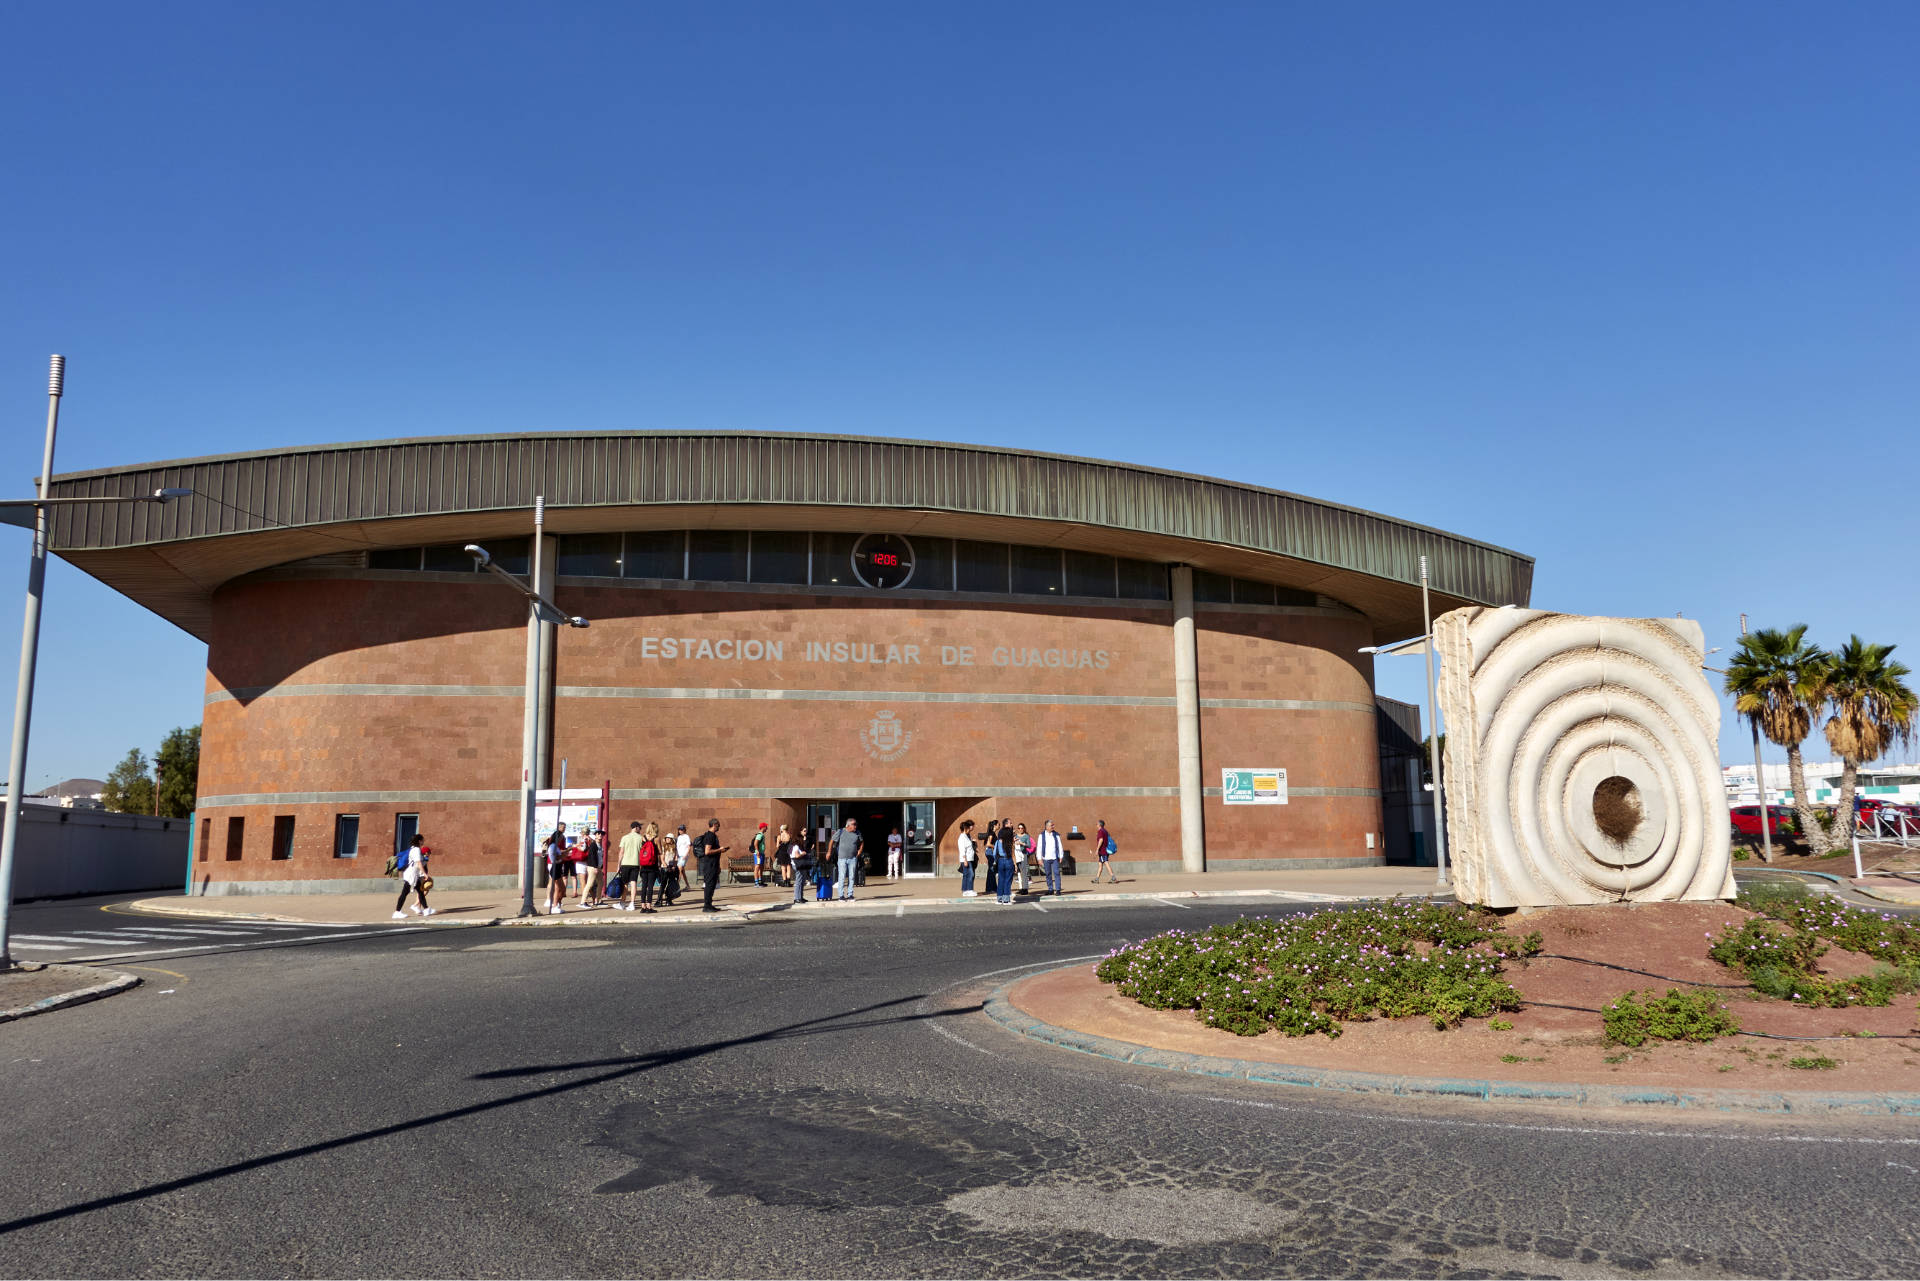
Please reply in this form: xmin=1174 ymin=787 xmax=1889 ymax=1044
xmin=851 ymin=533 xmax=915 ymax=589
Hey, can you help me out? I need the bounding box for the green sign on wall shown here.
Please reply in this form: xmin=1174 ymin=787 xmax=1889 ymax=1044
xmin=1222 ymin=768 xmax=1287 ymax=805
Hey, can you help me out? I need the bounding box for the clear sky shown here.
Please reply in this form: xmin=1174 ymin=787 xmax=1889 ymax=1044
xmin=2 ymin=1 xmax=1915 ymax=790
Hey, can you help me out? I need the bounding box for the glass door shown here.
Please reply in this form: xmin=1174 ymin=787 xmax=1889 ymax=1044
xmin=904 ymin=801 xmax=936 ymax=876
xmin=805 ymin=803 xmax=838 ymax=859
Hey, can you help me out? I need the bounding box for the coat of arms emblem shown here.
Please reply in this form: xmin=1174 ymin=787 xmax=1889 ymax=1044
xmin=860 ymin=709 xmax=913 ymax=762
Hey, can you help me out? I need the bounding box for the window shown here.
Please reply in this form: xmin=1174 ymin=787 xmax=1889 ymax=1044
xmin=369 ymin=547 xmax=422 ymax=571
xmin=558 ymin=533 xmax=620 ymax=577
xmin=1065 ymin=551 xmax=1118 ymax=597
xmin=812 ymin=533 xmax=857 ymax=586
xmin=199 ymin=817 xmax=211 ymax=862
xmin=334 ymin=814 xmax=360 ymax=859
xmin=1193 ymin=571 xmax=1233 ymax=603
xmin=489 ymin=537 xmax=531 ymax=577
xmin=1232 ymin=578 xmax=1278 ymax=607
xmin=623 ymin=530 xmax=686 ymax=580
xmin=749 ymin=532 xmax=810 ymax=585
xmin=271 ymin=816 xmax=296 ymax=861
xmin=422 ymin=544 xmax=478 ymax=573
xmin=1275 ymin=586 xmax=1319 ymax=607
xmin=913 ymin=537 xmax=954 ymax=591
xmin=955 ymin=540 xmax=1009 ymax=593
xmin=1011 ymin=545 xmax=1063 ymax=596
xmin=225 ymin=816 xmax=245 ymax=861
xmin=688 ymin=530 xmax=749 ymax=582
xmin=1116 ymin=558 xmax=1169 ymax=600
xmin=394 ymin=813 xmax=418 ymax=856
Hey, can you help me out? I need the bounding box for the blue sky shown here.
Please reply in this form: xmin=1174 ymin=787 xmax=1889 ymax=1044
xmin=2 ymin=1 xmax=1915 ymax=789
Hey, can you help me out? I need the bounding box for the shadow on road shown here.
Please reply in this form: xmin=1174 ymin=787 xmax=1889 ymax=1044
xmin=0 ymin=992 xmax=979 ymax=1237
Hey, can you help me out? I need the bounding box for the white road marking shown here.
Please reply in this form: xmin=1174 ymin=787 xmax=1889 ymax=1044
xmin=1153 ymin=898 xmax=1191 ymax=910
xmin=45 ymin=928 xmax=429 ymax=961
xmin=1032 ymin=903 xmax=1048 ymax=913
xmin=121 ymin=927 xmax=258 ymax=936
xmin=9 ymin=938 xmax=80 ymax=950
xmin=64 ymin=928 xmax=218 ymax=940
xmin=12 ymin=934 xmax=107 ymax=946
xmin=896 ymin=904 xmax=904 ymax=917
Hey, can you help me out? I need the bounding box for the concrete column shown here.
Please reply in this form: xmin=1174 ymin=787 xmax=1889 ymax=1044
xmin=532 ymin=533 xmax=558 ymax=787
xmin=1170 ymin=565 xmax=1206 ymax=873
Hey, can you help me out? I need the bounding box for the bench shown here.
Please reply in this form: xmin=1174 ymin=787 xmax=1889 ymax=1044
xmin=726 ymin=856 xmax=758 ymax=885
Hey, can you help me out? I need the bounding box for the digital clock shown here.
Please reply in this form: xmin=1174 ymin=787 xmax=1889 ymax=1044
xmin=851 ymin=533 xmax=915 ymax=589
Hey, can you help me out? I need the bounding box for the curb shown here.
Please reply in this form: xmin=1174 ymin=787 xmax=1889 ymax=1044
xmin=982 ymin=964 xmax=1920 ymax=1117
xmin=128 ymin=885 xmax=1416 ymax=929
xmin=0 ymin=966 xmax=142 ymax=1023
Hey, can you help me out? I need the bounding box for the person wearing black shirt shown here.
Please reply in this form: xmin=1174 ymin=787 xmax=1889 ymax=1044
xmin=695 ymin=818 xmax=731 ymax=912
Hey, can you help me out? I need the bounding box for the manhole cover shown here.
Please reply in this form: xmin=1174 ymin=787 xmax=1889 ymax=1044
xmin=468 ymin=938 xmax=614 ymax=951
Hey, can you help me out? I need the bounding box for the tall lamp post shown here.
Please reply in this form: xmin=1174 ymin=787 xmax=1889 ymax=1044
xmin=1358 ymin=554 xmax=1450 ymax=890
xmin=0 ymin=355 xmax=191 ymax=969
xmin=465 ymin=533 xmax=587 ymax=918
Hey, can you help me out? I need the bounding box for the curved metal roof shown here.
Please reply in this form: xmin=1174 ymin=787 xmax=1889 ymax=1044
xmin=44 ymin=431 xmax=1533 ymax=641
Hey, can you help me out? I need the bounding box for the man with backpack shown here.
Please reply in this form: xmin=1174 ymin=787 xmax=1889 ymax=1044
xmin=391 ymin=835 xmax=433 ymax=919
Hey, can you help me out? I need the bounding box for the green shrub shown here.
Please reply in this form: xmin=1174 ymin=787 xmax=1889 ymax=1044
xmin=1709 ymin=918 xmax=1826 ymax=974
xmin=1602 ymin=988 xmax=1741 ymax=1047
xmin=1095 ymin=899 xmax=1525 ymax=1038
xmin=1747 ymin=962 xmax=1920 ymax=1008
xmin=1789 ymin=1055 xmax=1839 ymax=1070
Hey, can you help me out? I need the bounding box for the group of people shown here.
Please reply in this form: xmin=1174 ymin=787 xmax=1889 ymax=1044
xmin=541 ymin=818 xmax=732 ymax=914
xmin=957 ymin=817 xmax=1115 ymax=903
xmin=526 ymin=814 xmax=1118 ymax=914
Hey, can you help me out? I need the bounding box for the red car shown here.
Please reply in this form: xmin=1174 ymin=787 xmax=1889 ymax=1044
xmin=1730 ymin=804 xmax=1798 ymax=838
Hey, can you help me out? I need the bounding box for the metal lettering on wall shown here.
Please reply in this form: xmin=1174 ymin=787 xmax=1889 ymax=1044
xmin=637 ymin=635 xmax=1113 ymax=670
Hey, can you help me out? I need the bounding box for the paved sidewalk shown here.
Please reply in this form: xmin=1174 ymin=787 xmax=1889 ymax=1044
xmin=129 ymin=865 xmax=1447 ymax=926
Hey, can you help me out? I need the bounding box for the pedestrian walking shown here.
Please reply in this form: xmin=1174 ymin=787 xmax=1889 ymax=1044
xmin=1090 ymin=818 xmax=1117 ymax=883
xmin=994 ymin=818 xmax=1017 ymax=904
xmin=789 ymin=830 xmax=813 ymax=904
xmin=391 ymin=834 xmax=434 ymax=918
xmin=834 ymin=818 xmax=863 ymax=901
xmin=750 ymin=822 xmax=769 ymax=887
xmin=886 ymin=826 xmax=903 ymax=880
xmin=615 ymin=820 xmax=644 ymax=911
xmin=695 ymin=819 xmax=729 ymax=912
xmin=956 ymin=819 xmax=978 ymax=897
xmin=1037 ymin=819 xmax=1065 ymax=896
xmin=638 ymin=821 xmax=663 ymax=912
xmin=544 ymin=824 xmax=570 ymax=914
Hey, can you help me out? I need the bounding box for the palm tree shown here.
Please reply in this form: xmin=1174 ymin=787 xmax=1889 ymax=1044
xmin=1724 ymin=626 xmax=1832 ymax=856
xmin=1820 ymin=636 xmax=1918 ymax=846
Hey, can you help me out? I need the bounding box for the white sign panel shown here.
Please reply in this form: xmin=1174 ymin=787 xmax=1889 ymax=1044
xmin=1222 ymin=768 xmax=1288 ymax=805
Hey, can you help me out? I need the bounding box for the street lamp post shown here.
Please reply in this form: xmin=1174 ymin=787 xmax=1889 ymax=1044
xmin=466 ymin=529 xmax=587 ymax=918
xmin=1357 ymin=554 xmax=1450 ymax=892
xmin=0 ymin=356 xmax=191 ymax=970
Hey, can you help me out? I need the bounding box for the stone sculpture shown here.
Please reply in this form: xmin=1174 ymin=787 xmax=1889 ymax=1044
xmin=1434 ymin=608 xmax=1734 ymax=908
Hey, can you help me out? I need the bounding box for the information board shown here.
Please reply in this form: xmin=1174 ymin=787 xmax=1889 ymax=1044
xmin=1222 ymin=768 xmax=1288 ymax=805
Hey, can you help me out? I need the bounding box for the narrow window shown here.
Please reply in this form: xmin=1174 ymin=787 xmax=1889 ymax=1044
xmin=623 ymin=530 xmax=687 ymax=580
xmin=271 ymin=816 xmax=296 ymax=860
xmin=199 ymin=817 xmax=211 ymax=862
xmin=393 ymin=813 xmax=418 ymax=856
xmin=225 ymin=816 xmax=245 ymax=861
xmin=334 ymin=814 xmax=360 ymax=859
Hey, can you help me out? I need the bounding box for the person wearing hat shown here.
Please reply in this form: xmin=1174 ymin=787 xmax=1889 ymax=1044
xmin=750 ymin=821 xmax=769 ymax=887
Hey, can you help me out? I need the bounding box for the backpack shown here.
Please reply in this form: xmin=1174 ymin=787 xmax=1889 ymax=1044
xmin=1107 ymin=836 xmax=1117 ymax=855
xmin=638 ymin=839 xmax=658 ymax=868
xmin=395 ymin=846 xmax=412 ymax=874
xmin=383 ymin=852 xmax=400 ymax=877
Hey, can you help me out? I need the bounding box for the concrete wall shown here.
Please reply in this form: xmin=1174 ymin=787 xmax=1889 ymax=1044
xmin=12 ymin=804 xmax=191 ymax=901
xmin=191 ymin=574 xmax=1387 ymax=887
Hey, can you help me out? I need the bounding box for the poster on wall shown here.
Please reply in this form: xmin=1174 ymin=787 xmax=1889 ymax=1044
xmin=1222 ymin=768 xmax=1288 ymax=805
xmin=534 ymin=787 xmax=605 ymax=842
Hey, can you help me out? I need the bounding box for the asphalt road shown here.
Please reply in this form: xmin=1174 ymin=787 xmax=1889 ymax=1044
xmin=3 ymin=898 xmax=1918 ymax=1279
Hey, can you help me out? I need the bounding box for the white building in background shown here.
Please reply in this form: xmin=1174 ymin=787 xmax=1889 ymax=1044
xmin=1723 ymin=761 xmax=1920 ymax=807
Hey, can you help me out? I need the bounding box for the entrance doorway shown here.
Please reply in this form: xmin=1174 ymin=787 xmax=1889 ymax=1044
xmin=801 ymin=799 xmax=936 ymax=878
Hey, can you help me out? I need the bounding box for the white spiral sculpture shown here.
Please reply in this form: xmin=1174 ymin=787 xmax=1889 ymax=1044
xmin=1434 ymin=608 xmax=1734 ymax=908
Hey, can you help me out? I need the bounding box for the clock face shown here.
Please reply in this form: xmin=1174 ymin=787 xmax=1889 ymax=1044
xmin=851 ymin=533 xmax=915 ymax=589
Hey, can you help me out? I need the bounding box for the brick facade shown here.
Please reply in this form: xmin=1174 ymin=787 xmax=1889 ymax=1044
xmin=193 ymin=574 xmax=1384 ymax=888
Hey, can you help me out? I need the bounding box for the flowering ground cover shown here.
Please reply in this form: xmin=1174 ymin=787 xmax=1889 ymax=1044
xmin=1093 ymin=899 xmax=1540 ymax=1037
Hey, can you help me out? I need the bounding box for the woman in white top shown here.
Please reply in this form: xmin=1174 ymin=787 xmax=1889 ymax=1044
xmin=886 ymin=827 xmax=904 ymax=880
xmin=956 ymin=820 xmax=978 ymax=897
xmin=392 ymin=835 xmax=434 ymax=918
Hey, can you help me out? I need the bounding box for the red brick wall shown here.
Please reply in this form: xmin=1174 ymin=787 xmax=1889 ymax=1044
xmin=193 ymin=576 xmax=1383 ymax=885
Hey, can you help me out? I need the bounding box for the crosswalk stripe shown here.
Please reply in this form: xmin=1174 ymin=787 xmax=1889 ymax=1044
xmin=58 ymin=928 xmax=423 ymax=960
xmin=10 ymin=938 xmax=81 ymax=949
xmin=122 ymin=927 xmax=259 ymax=936
xmin=64 ymin=929 xmax=219 ymax=941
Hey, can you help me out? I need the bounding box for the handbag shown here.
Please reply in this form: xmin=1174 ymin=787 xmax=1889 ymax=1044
xmin=418 ymin=875 xmax=435 ymax=892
